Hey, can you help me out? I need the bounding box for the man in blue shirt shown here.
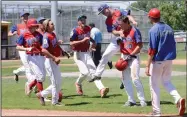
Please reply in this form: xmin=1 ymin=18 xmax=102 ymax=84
xmin=89 ymin=23 xmax=113 ymax=68
xmin=145 ymin=8 xmax=185 ymax=116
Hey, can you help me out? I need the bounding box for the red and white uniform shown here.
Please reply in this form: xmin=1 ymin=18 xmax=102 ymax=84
xmin=17 ymin=31 xmax=46 ymax=83
xmin=40 ymin=32 xmax=62 ymax=105
xmin=94 ymin=9 xmax=125 ymax=77
xmin=120 ymin=26 xmax=146 ymax=104
xmin=70 ymin=26 xmax=106 ymax=91
xmin=11 ymin=24 xmax=28 ymax=76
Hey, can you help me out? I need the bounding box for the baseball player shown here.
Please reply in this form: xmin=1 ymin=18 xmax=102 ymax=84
xmin=16 ymin=18 xmax=46 ymax=98
xmin=89 ymin=4 xmax=137 ymax=89
xmin=70 ymin=15 xmax=109 ymax=98
xmin=37 ymin=17 xmax=46 ymax=35
xmin=8 ymin=12 xmax=30 ymax=82
xmin=35 ymin=19 xmax=63 ymax=106
xmin=115 ymin=15 xmax=147 ymax=107
xmin=146 ymin=8 xmax=185 ymax=116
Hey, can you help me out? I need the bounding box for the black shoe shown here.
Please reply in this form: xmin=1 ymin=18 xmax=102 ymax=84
xmin=120 ymin=83 xmax=124 ymax=89
xmin=88 ymin=76 xmax=101 ymax=82
xmin=123 ymin=101 xmax=136 ymax=107
xmin=108 ymin=61 xmax=113 ymax=69
xmin=14 ymin=74 xmax=19 ymax=82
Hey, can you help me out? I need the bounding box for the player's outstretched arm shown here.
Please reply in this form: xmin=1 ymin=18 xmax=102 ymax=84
xmin=16 ymin=46 xmax=32 ymax=51
xmin=127 ymin=15 xmax=138 ymax=26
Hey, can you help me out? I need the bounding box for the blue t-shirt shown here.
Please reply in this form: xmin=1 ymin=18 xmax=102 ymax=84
xmin=148 ymin=22 xmax=176 ymax=61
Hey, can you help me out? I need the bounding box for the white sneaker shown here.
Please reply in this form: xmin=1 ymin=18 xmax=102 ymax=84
xmin=44 ymin=97 xmax=51 ymax=102
xmin=140 ymin=101 xmax=147 ymax=107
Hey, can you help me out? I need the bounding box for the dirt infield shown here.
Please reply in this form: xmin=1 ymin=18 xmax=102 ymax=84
xmin=2 ymin=109 xmax=178 ymax=116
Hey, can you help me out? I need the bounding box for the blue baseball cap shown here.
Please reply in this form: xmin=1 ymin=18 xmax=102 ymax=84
xmin=37 ymin=17 xmax=46 ymax=23
xmin=77 ymin=15 xmax=87 ymax=21
xmin=98 ymin=4 xmax=109 ymax=15
xmin=20 ymin=12 xmax=30 ymax=17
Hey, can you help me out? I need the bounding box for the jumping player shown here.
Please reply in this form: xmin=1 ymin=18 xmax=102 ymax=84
xmin=146 ymin=8 xmax=185 ymax=116
xmin=70 ymin=15 xmax=109 ymax=98
xmin=89 ymin=4 xmax=137 ymax=89
xmin=8 ymin=12 xmax=30 ymax=82
xmin=117 ymin=15 xmax=147 ymax=107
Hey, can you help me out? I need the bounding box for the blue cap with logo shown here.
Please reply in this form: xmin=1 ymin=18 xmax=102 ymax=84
xmin=98 ymin=4 xmax=109 ymax=15
xmin=37 ymin=17 xmax=46 ymax=23
xmin=20 ymin=11 xmax=30 ymax=17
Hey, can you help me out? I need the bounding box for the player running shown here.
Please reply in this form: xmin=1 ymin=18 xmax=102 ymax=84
xmin=8 ymin=11 xmax=30 ymax=82
xmin=70 ymin=15 xmax=109 ymax=98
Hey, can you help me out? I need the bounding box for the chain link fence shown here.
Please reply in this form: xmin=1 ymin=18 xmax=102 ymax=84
xmin=1 ymin=2 xmax=185 ymax=60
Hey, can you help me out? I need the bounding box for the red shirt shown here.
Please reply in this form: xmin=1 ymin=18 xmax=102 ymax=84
xmin=120 ymin=27 xmax=142 ymax=55
xmin=70 ymin=26 xmax=91 ymax=51
xmin=42 ymin=32 xmax=62 ymax=57
xmin=17 ymin=31 xmax=43 ymax=55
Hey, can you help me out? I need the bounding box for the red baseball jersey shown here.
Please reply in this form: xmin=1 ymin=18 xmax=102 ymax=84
xmin=105 ymin=9 xmax=122 ymax=33
xmin=17 ymin=31 xmax=43 ymax=55
xmin=120 ymin=27 xmax=142 ymax=55
xmin=10 ymin=24 xmax=28 ymax=36
xmin=42 ymin=32 xmax=62 ymax=57
xmin=70 ymin=26 xmax=91 ymax=51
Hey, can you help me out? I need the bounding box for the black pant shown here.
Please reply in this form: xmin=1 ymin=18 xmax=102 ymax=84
xmin=91 ymin=43 xmax=112 ymax=67
xmin=92 ymin=43 xmax=102 ymax=67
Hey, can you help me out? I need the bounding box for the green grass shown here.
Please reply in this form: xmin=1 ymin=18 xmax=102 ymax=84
xmin=2 ymin=76 xmax=186 ymax=114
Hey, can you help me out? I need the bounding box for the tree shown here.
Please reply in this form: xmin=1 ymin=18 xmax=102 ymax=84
xmin=130 ymin=1 xmax=187 ymax=31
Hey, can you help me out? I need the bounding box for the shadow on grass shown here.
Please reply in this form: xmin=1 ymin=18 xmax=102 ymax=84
xmin=63 ymin=94 xmax=88 ymax=99
xmin=82 ymin=94 xmax=122 ymax=99
xmin=65 ymin=102 xmax=92 ymax=106
xmin=143 ymin=101 xmax=174 ymax=106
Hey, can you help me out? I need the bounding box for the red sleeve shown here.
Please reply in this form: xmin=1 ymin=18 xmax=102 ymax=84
xmin=148 ymin=48 xmax=156 ymax=56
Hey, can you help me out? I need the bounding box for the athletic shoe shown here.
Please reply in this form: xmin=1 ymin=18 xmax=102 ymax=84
xmin=100 ymin=87 xmax=109 ymax=98
xmin=75 ymin=83 xmax=83 ymax=95
xmin=52 ymin=102 xmax=64 ymax=106
xmin=123 ymin=101 xmax=136 ymax=107
xmin=140 ymin=101 xmax=147 ymax=107
xmin=44 ymin=97 xmax=51 ymax=102
xmin=107 ymin=61 xmax=113 ymax=69
xmin=25 ymin=82 xmax=32 ymax=96
xmin=120 ymin=83 xmax=124 ymax=89
xmin=13 ymin=70 xmax=19 ymax=82
xmin=177 ymin=98 xmax=186 ymax=116
xmin=36 ymin=93 xmax=45 ymax=106
xmin=146 ymin=111 xmax=161 ymax=116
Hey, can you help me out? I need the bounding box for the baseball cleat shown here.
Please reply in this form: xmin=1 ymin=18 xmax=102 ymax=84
xmin=100 ymin=87 xmax=109 ymax=98
xmin=123 ymin=101 xmax=136 ymax=107
xmin=44 ymin=97 xmax=51 ymax=102
xmin=36 ymin=93 xmax=45 ymax=106
xmin=107 ymin=61 xmax=113 ymax=69
xmin=140 ymin=101 xmax=147 ymax=107
xmin=88 ymin=76 xmax=101 ymax=82
xmin=146 ymin=112 xmax=161 ymax=116
xmin=120 ymin=83 xmax=124 ymax=89
xmin=177 ymin=98 xmax=185 ymax=116
xmin=52 ymin=102 xmax=64 ymax=106
xmin=25 ymin=82 xmax=32 ymax=96
xmin=13 ymin=70 xmax=19 ymax=82
xmin=75 ymin=83 xmax=83 ymax=95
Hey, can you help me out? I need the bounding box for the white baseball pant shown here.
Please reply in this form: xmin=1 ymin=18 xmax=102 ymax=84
xmin=94 ymin=37 xmax=120 ymax=77
xmin=121 ymin=54 xmax=146 ymax=103
xmin=74 ymin=51 xmax=105 ymax=91
xmin=26 ymin=55 xmax=46 ymax=83
xmin=149 ymin=60 xmax=181 ymax=114
xmin=41 ymin=58 xmax=62 ymax=104
xmin=13 ymin=51 xmax=26 ymax=75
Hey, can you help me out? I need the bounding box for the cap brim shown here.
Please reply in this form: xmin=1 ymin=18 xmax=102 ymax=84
xmin=98 ymin=9 xmax=104 ymax=15
xmin=21 ymin=13 xmax=30 ymax=17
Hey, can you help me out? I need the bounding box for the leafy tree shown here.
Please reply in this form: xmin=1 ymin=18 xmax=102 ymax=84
xmin=130 ymin=1 xmax=187 ymax=30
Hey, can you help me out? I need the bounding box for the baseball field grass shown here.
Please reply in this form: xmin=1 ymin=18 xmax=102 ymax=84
xmin=1 ymin=45 xmax=186 ymax=115
xmin=2 ymin=75 xmax=186 ymax=114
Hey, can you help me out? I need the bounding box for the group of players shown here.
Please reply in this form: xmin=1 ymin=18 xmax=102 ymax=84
xmin=8 ymin=4 xmax=185 ymax=116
